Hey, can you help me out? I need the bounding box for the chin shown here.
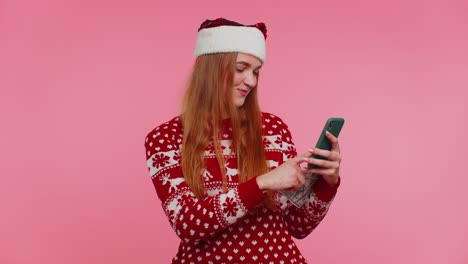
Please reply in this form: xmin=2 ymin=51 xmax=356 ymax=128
xmin=234 ymin=100 xmax=245 ymax=108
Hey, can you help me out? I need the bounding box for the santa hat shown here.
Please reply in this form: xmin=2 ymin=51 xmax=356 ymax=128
xmin=194 ymin=18 xmax=268 ymax=62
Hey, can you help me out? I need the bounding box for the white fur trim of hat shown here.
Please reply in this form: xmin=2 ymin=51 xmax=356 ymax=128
xmin=194 ymin=25 xmax=266 ymax=62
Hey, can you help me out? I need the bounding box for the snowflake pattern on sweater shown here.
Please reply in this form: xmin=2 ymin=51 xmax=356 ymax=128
xmin=144 ymin=112 xmax=340 ymax=264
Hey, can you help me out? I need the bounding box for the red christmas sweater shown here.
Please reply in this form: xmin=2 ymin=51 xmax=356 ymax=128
xmin=144 ymin=112 xmax=340 ymax=264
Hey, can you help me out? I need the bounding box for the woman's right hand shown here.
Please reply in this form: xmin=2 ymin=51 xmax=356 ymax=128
xmin=256 ymin=151 xmax=312 ymax=191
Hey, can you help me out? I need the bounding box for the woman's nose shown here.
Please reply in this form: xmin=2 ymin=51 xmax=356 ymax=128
xmin=243 ymin=72 xmax=257 ymax=87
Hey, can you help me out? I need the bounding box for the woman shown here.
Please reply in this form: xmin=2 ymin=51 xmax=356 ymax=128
xmin=144 ymin=17 xmax=341 ymax=264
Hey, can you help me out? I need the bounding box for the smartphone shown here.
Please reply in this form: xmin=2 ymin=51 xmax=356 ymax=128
xmin=308 ymin=117 xmax=345 ymax=169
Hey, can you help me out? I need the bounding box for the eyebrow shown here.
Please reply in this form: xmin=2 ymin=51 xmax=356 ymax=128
xmin=236 ymin=61 xmax=262 ymax=70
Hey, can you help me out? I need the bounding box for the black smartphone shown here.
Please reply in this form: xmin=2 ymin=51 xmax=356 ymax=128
xmin=308 ymin=117 xmax=345 ymax=169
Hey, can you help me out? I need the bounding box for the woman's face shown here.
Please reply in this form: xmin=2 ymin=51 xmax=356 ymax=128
xmin=232 ymin=53 xmax=262 ymax=107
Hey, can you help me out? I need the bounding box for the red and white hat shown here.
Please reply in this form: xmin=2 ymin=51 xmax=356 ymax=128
xmin=194 ymin=18 xmax=268 ymax=62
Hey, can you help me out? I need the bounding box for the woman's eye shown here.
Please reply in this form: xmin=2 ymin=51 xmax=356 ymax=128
xmin=236 ymin=68 xmax=244 ymax=72
xmin=254 ymin=71 xmax=260 ymax=76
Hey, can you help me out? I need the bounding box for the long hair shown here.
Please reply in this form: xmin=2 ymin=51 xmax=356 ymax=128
xmin=180 ymin=52 xmax=273 ymax=208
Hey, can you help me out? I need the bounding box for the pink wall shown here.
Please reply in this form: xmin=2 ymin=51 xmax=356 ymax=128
xmin=1 ymin=0 xmax=467 ymax=263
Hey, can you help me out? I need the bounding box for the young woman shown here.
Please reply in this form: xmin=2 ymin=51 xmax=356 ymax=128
xmin=144 ymin=17 xmax=342 ymax=264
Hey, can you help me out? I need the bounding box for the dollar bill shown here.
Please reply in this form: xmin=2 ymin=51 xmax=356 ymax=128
xmin=280 ymin=173 xmax=320 ymax=208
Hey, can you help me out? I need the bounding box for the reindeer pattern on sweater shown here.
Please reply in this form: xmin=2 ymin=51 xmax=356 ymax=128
xmin=144 ymin=112 xmax=340 ymax=264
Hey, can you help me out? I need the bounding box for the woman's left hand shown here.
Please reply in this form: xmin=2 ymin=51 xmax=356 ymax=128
xmin=305 ymin=131 xmax=341 ymax=187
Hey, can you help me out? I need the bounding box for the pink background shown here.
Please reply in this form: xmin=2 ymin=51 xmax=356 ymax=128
xmin=1 ymin=0 xmax=467 ymax=263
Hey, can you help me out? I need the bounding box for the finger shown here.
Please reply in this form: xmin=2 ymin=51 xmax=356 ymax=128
xmin=285 ymin=186 xmax=300 ymax=192
xmin=308 ymin=168 xmax=336 ymax=176
xmin=291 ymin=151 xmax=314 ymax=165
xmin=310 ymin=148 xmax=341 ymax=162
xmin=305 ymin=157 xmax=339 ymax=169
xmin=309 ymin=148 xmax=332 ymax=160
xmin=289 ymin=177 xmax=301 ymax=191
xmin=300 ymin=149 xmax=314 ymax=159
xmin=326 ymin=131 xmax=341 ymax=153
xmin=297 ymin=171 xmax=306 ymax=186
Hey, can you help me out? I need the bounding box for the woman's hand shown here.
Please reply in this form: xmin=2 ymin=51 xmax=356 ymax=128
xmin=305 ymin=131 xmax=341 ymax=187
xmin=256 ymin=152 xmax=312 ymax=191
xmin=256 ymin=131 xmax=342 ymax=191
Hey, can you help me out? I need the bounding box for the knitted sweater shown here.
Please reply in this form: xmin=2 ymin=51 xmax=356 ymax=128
xmin=144 ymin=112 xmax=340 ymax=264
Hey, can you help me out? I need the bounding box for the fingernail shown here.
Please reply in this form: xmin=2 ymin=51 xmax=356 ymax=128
xmin=308 ymin=148 xmax=314 ymax=152
xmin=303 ymin=157 xmax=309 ymax=161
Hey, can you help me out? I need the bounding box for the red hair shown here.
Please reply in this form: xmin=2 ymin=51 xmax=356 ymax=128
xmin=180 ymin=52 xmax=274 ymax=208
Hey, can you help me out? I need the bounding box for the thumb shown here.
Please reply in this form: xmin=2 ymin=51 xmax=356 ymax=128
xmin=290 ymin=151 xmax=312 ymax=165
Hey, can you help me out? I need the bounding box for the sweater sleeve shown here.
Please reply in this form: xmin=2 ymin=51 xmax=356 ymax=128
xmin=144 ymin=123 xmax=267 ymax=245
xmin=275 ymin=119 xmax=340 ymax=239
